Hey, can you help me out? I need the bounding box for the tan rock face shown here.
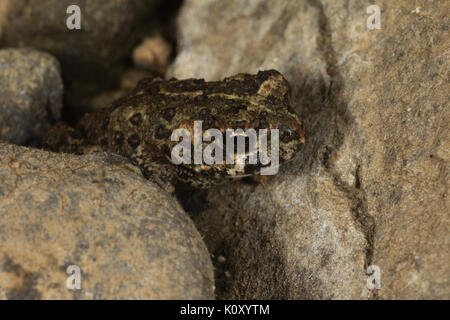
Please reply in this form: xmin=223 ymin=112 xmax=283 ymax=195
xmin=171 ymin=0 xmax=449 ymax=299
xmin=0 ymin=143 xmax=214 ymax=299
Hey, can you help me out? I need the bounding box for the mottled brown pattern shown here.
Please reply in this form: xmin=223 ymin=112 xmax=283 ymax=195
xmin=44 ymin=70 xmax=304 ymax=191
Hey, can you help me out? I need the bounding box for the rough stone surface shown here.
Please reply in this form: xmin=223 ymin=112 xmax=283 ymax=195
xmin=0 ymin=48 xmax=63 ymax=145
xmin=0 ymin=0 xmax=158 ymax=109
xmin=0 ymin=143 xmax=215 ymax=299
xmin=133 ymin=36 xmax=172 ymax=75
xmin=170 ymin=0 xmax=449 ymax=299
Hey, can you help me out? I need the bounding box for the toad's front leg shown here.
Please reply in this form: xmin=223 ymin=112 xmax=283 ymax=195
xmin=130 ymin=151 xmax=179 ymax=194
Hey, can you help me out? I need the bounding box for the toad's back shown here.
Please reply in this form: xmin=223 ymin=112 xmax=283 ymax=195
xmin=44 ymin=70 xmax=305 ymax=191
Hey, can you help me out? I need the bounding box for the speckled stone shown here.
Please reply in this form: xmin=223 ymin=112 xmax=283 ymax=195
xmin=0 ymin=143 xmax=215 ymax=299
xmin=0 ymin=48 xmax=63 ymax=145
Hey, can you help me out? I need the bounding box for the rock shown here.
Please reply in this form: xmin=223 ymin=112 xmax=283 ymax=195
xmin=90 ymin=69 xmax=153 ymax=110
xmin=170 ymin=0 xmax=449 ymax=299
xmin=0 ymin=48 xmax=63 ymax=145
xmin=0 ymin=2 xmax=7 ymax=40
xmin=119 ymin=68 xmax=155 ymax=92
xmin=0 ymin=0 xmax=159 ymax=110
xmin=133 ymin=36 xmax=172 ymax=75
xmin=0 ymin=143 xmax=214 ymax=299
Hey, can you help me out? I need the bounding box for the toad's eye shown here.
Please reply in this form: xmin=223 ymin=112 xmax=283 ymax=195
xmin=279 ymin=125 xmax=294 ymax=143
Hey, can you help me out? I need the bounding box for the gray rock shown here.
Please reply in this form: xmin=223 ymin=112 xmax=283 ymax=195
xmin=170 ymin=0 xmax=449 ymax=299
xmin=0 ymin=0 xmax=160 ymax=110
xmin=0 ymin=48 xmax=62 ymax=145
xmin=0 ymin=143 xmax=215 ymax=299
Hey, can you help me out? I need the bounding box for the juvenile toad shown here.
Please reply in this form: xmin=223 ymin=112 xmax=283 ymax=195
xmin=44 ymin=70 xmax=305 ymax=192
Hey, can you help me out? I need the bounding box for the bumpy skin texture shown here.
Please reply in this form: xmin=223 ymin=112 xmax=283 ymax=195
xmin=44 ymin=70 xmax=305 ymax=192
